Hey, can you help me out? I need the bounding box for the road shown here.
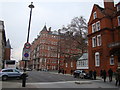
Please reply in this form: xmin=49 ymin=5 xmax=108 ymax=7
xmin=27 ymin=70 xmax=81 ymax=82
xmin=1 ymin=70 xmax=120 ymax=88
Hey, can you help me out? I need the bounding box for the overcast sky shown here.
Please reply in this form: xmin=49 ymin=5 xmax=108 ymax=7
xmin=0 ymin=0 xmax=119 ymax=61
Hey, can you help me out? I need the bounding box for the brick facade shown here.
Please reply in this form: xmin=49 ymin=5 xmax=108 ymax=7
xmin=29 ymin=25 xmax=81 ymax=74
xmin=30 ymin=25 xmax=59 ymax=71
xmin=88 ymin=0 xmax=120 ymax=75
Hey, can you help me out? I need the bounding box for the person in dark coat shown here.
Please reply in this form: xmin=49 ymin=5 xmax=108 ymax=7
xmin=89 ymin=70 xmax=93 ymax=80
xmin=115 ymin=69 xmax=120 ymax=86
xmin=108 ymin=68 xmax=113 ymax=82
xmin=102 ymin=70 xmax=107 ymax=82
xmin=100 ymin=69 xmax=103 ymax=78
xmin=93 ymin=70 xmax=97 ymax=80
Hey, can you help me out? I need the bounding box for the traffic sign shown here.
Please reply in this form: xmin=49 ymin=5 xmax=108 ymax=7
xmin=24 ymin=42 xmax=31 ymax=49
xmin=22 ymin=48 xmax=30 ymax=61
xmin=24 ymin=53 xmax=29 ymax=57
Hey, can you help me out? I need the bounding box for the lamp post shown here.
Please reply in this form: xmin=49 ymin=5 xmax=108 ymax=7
xmin=24 ymin=2 xmax=34 ymax=71
xmin=27 ymin=2 xmax=34 ymax=43
xmin=22 ymin=2 xmax=34 ymax=87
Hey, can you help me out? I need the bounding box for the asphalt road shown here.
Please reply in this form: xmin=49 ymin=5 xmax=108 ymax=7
xmin=2 ymin=70 xmax=81 ymax=83
xmin=1 ymin=71 xmax=120 ymax=88
xmin=27 ymin=70 xmax=81 ymax=83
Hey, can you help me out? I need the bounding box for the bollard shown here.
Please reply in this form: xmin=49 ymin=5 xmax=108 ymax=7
xmin=22 ymin=72 xmax=27 ymax=87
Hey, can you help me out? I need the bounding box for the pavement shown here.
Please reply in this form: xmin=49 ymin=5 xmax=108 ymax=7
xmin=1 ymin=71 xmax=120 ymax=89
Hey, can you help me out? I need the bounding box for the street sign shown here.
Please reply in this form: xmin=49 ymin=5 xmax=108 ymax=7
xmin=24 ymin=53 xmax=29 ymax=57
xmin=22 ymin=48 xmax=30 ymax=61
xmin=24 ymin=42 xmax=31 ymax=49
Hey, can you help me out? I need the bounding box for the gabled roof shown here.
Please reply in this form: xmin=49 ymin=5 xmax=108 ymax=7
xmin=6 ymin=39 xmax=12 ymax=49
xmin=94 ymin=4 xmax=104 ymax=11
xmin=78 ymin=53 xmax=88 ymax=60
xmin=42 ymin=25 xmax=47 ymax=31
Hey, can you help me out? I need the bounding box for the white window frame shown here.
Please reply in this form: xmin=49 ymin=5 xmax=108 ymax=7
xmin=93 ymin=12 xmax=97 ymax=19
xmin=118 ymin=16 xmax=120 ymax=26
xmin=97 ymin=34 xmax=102 ymax=46
xmin=71 ymin=62 xmax=73 ymax=67
xmin=95 ymin=52 xmax=100 ymax=67
xmin=92 ymin=23 xmax=96 ymax=33
xmin=110 ymin=55 xmax=114 ymax=65
xmin=96 ymin=21 xmax=100 ymax=31
xmin=66 ymin=63 xmax=68 ymax=67
xmin=92 ymin=36 xmax=97 ymax=47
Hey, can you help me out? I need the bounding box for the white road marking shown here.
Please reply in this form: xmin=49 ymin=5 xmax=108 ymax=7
xmin=27 ymin=80 xmax=101 ymax=85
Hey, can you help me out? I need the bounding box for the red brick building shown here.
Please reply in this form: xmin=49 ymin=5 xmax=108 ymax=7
xmin=58 ymin=32 xmax=81 ymax=74
xmin=4 ymin=39 xmax=12 ymax=60
xmin=29 ymin=25 xmax=81 ymax=74
xmin=88 ymin=0 xmax=120 ymax=75
xmin=30 ymin=25 xmax=59 ymax=71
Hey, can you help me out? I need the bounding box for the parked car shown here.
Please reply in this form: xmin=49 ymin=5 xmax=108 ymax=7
xmin=0 ymin=68 xmax=28 ymax=81
xmin=73 ymin=70 xmax=90 ymax=79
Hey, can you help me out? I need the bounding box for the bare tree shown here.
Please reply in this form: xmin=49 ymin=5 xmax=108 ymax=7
xmin=61 ymin=16 xmax=88 ymax=56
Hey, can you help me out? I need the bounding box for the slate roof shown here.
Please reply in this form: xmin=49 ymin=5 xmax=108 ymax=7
xmin=78 ymin=53 xmax=88 ymax=60
xmin=6 ymin=39 xmax=12 ymax=49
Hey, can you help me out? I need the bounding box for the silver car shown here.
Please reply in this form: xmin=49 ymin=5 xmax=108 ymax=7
xmin=73 ymin=70 xmax=86 ymax=79
xmin=0 ymin=68 xmax=24 ymax=81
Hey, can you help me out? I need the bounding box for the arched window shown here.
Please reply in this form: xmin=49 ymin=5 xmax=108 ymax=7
xmin=95 ymin=52 xmax=100 ymax=67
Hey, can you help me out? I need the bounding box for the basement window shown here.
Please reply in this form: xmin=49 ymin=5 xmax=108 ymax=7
xmin=110 ymin=55 xmax=114 ymax=65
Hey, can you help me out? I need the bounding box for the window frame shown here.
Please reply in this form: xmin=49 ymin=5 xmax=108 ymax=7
xmin=92 ymin=23 xmax=96 ymax=33
xmin=66 ymin=63 xmax=68 ymax=67
xmin=71 ymin=62 xmax=73 ymax=67
xmin=110 ymin=55 xmax=114 ymax=65
xmin=97 ymin=34 xmax=102 ymax=46
xmin=92 ymin=36 xmax=97 ymax=47
xmin=96 ymin=21 xmax=100 ymax=31
xmin=95 ymin=52 xmax=100 ymax=67
xmin=93 ymin=12 xmax=97 ymax=19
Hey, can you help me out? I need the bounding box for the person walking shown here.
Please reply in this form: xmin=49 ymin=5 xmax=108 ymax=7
xmin=93 ymin=70 xmax=97 ymax=80
xmin=89 ymin=70 xmax=93 ymax=80
xmin=102 ymin=69 xmax=107 ymax=82
xmin=108 ymin=68 xmax=113 ymax=82
xmin=115 ymin=69 xmax=120 ymax=86
xmin=100 ymin=69 xmax=103 ymax=78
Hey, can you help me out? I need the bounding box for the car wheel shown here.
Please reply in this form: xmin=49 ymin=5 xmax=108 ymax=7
xmin=2 ymin=76 xmax=8 ymax=81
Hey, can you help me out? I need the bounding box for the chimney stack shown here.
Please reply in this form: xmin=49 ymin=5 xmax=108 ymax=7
xmin=104 ymin=0 xmax=114 ymax=10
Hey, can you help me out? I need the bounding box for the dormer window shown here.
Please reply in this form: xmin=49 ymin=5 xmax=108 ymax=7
xmin=93 ymin=12 xmax=97 ymax=19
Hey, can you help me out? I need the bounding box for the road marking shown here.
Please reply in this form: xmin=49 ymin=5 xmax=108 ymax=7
xmin=27 ymin=80 xmax=101 ymax=85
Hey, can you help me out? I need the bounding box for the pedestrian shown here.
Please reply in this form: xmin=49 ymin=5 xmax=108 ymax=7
xmin=93 ymin=70 xmax=97 ymax=80
xmin=89 ymin=70 xmax=93 ymax=80
xmin=115 ymin=69 xmax=120 ymax=86
xmin=71 ymin=70 xmax=73 ymax=75
xmin=100 ymin=69 xmax=103 ymax=78
xmin=58 ymin=69 xmax=61 ymax=73
xmin=62 ymin=69 xmax=64 ymax=74
xmin=108 ymin=68 xmax=113 ymax=82
xmin=102 ymin=69 xmax=107 ymax=82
